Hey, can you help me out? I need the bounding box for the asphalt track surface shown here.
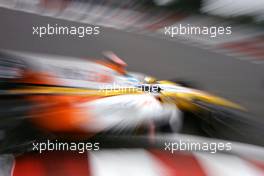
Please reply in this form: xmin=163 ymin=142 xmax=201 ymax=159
xmin=0 ymin=7 xmax=264 ymax=119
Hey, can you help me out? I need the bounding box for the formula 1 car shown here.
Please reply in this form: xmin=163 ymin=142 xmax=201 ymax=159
xmin=0 ymin=50 xmax=263 ymax=153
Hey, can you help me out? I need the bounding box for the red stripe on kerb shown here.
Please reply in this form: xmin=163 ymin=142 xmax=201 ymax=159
xmin=13 ymin=151 xmax=90 ymax=176
xmin=246 ymin=159 xmax=264 ymax=172
xmin=150 ymin=150 xmax=206 ymax=176
xmin=13 ymin=155 xmax=46 ymax=176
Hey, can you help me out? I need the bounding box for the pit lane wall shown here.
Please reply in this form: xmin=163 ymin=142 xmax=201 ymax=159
xmin=0 ymin=0 xmax=264 ymax=63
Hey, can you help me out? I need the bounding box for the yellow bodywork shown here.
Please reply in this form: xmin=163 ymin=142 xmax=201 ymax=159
xmin=158 ymin=80 xmax=246 ymax=111
xmin=6 ymin=80 xmax=245 ymax=112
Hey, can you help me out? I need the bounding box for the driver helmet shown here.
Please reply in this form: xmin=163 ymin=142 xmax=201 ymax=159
xmin=100 ymin=51 xmax=127 ymax=75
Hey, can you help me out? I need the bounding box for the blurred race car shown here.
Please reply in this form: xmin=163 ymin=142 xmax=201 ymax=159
xmin=0 ymin=50 xmax=263 ymax=153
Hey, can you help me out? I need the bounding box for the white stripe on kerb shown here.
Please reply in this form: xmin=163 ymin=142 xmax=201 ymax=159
xmin=195 ymin=153 xmax=264 ymax=176
xmin=89 ymin=149 xmax=163 ymax=176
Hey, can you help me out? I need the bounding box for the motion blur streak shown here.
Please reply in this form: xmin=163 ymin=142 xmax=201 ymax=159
xmin=202 ymin=0 xmax=264 ymax=21
xmin=1 ymin=0 xmax=263 ymax=62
